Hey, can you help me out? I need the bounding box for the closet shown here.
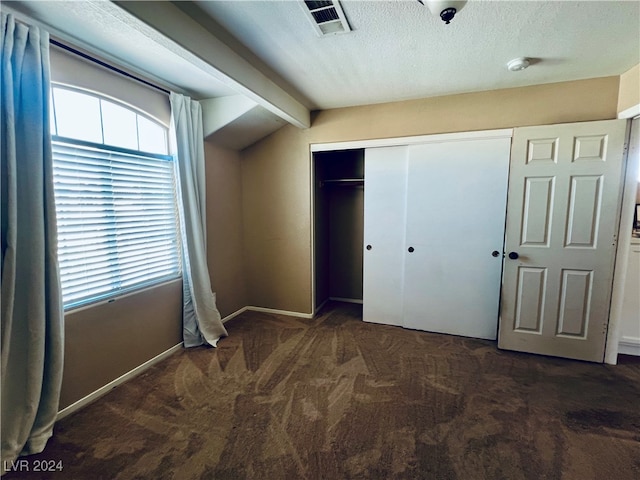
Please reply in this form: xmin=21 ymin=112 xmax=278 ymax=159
xmin=313 ymin=149 xmax=364 ymax=310
xmin=362 ymin=135 xmax=511 ymax=340
xmin=313 ymin=132 xmax=511 ymax=341
xmin=312 ymin=120 xmax=628 ymax=361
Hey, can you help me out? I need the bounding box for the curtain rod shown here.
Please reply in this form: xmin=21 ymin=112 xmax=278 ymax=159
xmin=50 ymin=39 xmax=171 ymax=95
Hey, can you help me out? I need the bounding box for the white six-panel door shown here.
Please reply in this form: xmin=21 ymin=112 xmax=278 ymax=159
xmin=499 ymin=120 xmax=627 ymax=362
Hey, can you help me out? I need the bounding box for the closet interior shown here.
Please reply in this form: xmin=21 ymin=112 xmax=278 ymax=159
xmin=313 ymin=149 xmax=364 ymax=310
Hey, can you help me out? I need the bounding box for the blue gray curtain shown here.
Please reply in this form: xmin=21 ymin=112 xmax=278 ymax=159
xmin=170 ymin=92 xmax=228 ymax=347
xmin=0 ymin=14 xmax=64 ymax=466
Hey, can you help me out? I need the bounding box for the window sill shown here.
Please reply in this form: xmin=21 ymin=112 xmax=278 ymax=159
xmin=64 ymin=276 xmax=182 ymax=314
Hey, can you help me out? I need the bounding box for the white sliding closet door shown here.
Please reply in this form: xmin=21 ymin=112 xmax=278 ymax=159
xmin=362 ymin=146 xmax=408 ymax=326
xmin=403 ymin=138 xmax=511 ymax=339
xmin=362 ymin=134 xmax=511 ymax=339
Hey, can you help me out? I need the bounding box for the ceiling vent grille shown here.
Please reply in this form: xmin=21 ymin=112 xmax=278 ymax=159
xmin=300 ymin=0 xmax=351 ymax=36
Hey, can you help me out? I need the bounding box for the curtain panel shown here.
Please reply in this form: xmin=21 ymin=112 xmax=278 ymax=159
xmin=1 ymin=13 xmax=64 ymax=466
xmin=170 ymin=92 xmax=228 ymax=347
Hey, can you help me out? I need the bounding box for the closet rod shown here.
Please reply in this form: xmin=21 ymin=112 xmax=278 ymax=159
xmin=320 ymin=178 xmax=364 ymax=188
xmin=50 ymin=38 xmax=171 ymax=95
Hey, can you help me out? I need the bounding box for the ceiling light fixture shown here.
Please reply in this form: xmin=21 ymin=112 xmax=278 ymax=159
xmin=506 ymin=57 xmax=531 ymax=72
xmin=418 ymin=0 xmax=467 ymax=24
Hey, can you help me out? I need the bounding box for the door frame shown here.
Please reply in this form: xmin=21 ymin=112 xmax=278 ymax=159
xmin=606 ymin=114 xmax=639 ymax=363
xmin=309 ymin=128 xmax=513 ymax=316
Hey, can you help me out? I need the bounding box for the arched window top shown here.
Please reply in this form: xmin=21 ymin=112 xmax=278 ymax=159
xmin=50 ymin=84 xmax=168 ymax=156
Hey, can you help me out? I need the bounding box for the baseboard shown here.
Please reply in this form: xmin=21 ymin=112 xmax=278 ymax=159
xmin=245 ymin=306 xmax=314 ymax=319
xmin=314 ymin=298 xmax=330 ymax=316
xmin=223 ymin=305 xmax=315 ymax=321
xmin=618 ymin=336 xmax=640 ymax=356
xmin=57 ymin=342 xmax=183 ymax=421
xmin=329 ymin=297 xmax=363 ymax=304
xmin=221 ymin=306 xmax=249 ymax=323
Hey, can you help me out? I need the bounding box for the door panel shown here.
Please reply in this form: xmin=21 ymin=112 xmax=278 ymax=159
xmin=521 ymin=177 xmax=554 ymax=246
xmin=565 ymin=175 xmax=602 ymax=248
xmin=402 ymin=138 xmax=511 ymax=340
xmin=362 ymin=146 xmax=408 ymax=326
xmin=514 ymin=267 xmax=547 ymax=333
xmin=499 ymin=120 xmax=627 ymax=362
xmin=556 ymin=269 xmax=592 ymax=337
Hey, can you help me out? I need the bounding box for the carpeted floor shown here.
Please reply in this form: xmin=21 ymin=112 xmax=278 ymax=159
xmin=5 ymin=302 xmax=640 ymax=479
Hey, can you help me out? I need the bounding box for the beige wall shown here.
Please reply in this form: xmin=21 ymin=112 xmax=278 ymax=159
xmin=618 ymin=64 xmax=640 ymax=115
xmin=204 ymin=141 xmax=248 ymax=317
xmin=241 ymin=127 xmax=312 ymax=312
xmin=60 ymin=280 xmax=182 ymax=409
xmin=241 ymin=76 xmax=620 ymax=314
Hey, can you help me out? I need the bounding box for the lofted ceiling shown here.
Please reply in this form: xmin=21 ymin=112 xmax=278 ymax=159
xmin=4 ymin=0 xmax=640 ymax=149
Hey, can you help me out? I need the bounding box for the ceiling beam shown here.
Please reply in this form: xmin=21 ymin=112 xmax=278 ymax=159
xmin=114 ymin=1 xmax=310 ymax=129
xmin=201 ymin=95 xmax=257 ymax=138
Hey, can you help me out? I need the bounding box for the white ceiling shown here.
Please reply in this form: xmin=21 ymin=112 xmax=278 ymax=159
xmin=4 ymin=0 xmax=305 ymax=148
xmin=4 ymin=0 xmax=640 ymax=149
xmin=190 ymin=0 xmax=640 ymax=110
xmin=4 ymin=0 xmax=236 ymax=98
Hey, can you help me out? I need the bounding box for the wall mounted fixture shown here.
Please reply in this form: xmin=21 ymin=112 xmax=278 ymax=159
xmin=418 ymin=0 xmax=467 ymax=24
xmin=507 ymin=57 xmax=531 ymax=72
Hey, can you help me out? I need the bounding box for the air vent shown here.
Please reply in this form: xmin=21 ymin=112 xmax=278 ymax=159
xmin=300 ymin=0 xmax=351 ymax=36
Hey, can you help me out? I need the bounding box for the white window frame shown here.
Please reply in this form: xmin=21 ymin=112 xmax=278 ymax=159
xmin=50 ymin=84 xmax=182 ymax=311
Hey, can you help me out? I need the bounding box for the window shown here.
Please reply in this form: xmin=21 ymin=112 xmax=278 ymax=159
xmin=50 ymin=85 xmax=181 ymax=309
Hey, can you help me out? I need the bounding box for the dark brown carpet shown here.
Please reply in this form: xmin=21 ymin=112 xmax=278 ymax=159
xmin=5 ymin=302 xmax=640 ymax=479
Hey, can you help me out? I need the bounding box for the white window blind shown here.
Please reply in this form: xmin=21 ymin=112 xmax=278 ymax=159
xmin=52 ymin=139 xmax=181 ymax=309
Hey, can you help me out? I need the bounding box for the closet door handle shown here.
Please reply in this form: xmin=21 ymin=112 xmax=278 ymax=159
xmin=408 ymin=247 xmax=415 ymax=253
xmin=491 ymin=250 xmax=501 ymax=257
xmin=366 ymin=245 xmax=372 ymax=250
xmin=508 ymin=251 xmax=519 ymax=260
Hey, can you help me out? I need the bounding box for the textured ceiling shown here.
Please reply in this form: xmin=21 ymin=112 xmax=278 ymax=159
xmin=5 ymin=0 xmax=639 ymax=149
xmin=4 ymin=0 xmax=236 ymax=98
xmin=191 ymin=0 xmax=640 ymax=110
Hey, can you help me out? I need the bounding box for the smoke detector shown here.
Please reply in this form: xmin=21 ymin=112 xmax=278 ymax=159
xmin=507 ymin=57 xmax=531 ymax=72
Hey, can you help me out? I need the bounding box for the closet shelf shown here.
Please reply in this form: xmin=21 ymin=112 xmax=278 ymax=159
xmin=320 ymin=178 xmax=364 ymax=188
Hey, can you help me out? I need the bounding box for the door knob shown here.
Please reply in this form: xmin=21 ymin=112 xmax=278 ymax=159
xmin=408 ymin=247 xmax=415 ymax=253
xmin=508 ymin=252 xmax=519 ymax=260
xmin=491 ymin=250 xmax=501 ymax=257
xmin=366 ymin=245 xmax=372 ymax=250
